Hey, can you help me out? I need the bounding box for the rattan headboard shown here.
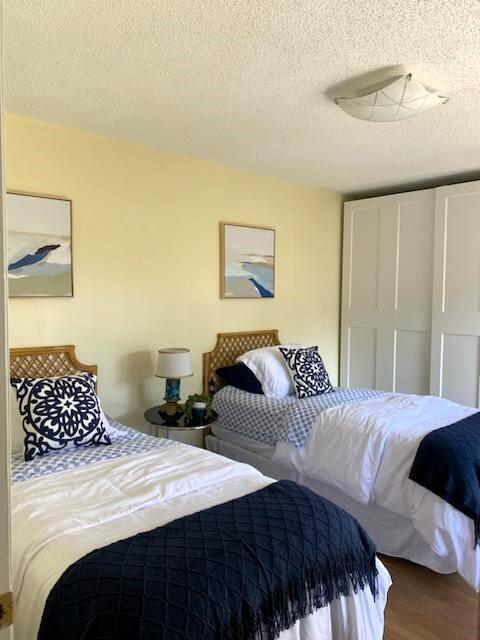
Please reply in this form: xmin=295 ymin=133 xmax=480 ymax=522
xmin=10 ymin=345 xmax=97 ymax=380
xmin=203 ymin=330 xmax=280 ymax=394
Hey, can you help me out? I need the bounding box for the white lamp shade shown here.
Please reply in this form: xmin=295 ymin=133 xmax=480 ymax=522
xmin=155 ymin=348 xmax=193 ymax=379
xmin=335 ymin=74 xmax=448 ymax=122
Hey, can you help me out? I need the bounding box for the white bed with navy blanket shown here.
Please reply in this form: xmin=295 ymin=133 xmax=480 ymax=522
xmin=10 ymin=345 xmax=391 ymax=640
xmin=203 ymin=331 xmax=480 ymax=592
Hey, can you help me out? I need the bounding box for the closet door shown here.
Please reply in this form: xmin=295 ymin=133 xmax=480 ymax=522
xmin=341 ymin=190 xmax=434 ymax=392
xmin=430 ymin=180 xmax=480 ymax=407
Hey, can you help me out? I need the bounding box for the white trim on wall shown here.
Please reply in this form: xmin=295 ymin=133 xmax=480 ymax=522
xmin=0 ymin=4 xmax=13 ymax=636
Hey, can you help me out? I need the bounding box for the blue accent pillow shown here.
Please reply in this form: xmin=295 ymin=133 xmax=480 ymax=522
xmin=10 ymin=372 xmax=111 ymax=461
xmin=216 ymin=363 xmax=264 ymax=395
xmin=279 ymin=346 xmax=333 ymax=399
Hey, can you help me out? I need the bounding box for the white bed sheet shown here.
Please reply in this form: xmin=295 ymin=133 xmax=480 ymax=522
xmin=212 ymin=421 xmax=277 ymax=458
xmin=12 ymin=443 xmax=391 ymax=640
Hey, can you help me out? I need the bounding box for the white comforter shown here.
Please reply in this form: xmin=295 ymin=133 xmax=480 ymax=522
xmin=274 ymin=393 xmax=480 ymax=590
xmin=12 ymin=444 xmax=391 ymax=640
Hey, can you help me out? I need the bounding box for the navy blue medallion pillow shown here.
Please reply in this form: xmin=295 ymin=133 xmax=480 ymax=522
xmin=10 ymin=373 xmax=111 ymax=461
xmin=279 ymin=346 xmax=333 ymax=399
xmin=216 ymin=363 xmax=264 ymax=394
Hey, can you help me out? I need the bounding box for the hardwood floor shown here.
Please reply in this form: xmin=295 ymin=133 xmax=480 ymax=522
xmin=381 ymin=556 xmax=479 ymax=640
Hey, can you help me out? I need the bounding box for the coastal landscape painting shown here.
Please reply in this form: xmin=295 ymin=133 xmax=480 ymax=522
xmin=221 ymin=223 xmax=275 ymax=298
xmin=7 ymin=192 xmax=73 ymax=297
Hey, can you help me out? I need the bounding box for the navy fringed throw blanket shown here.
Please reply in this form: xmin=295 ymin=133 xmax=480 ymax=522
xmin=410 ymin=411 xmax=480 ymax=548
xmin=39 ymin=480 xmax=378 ymax=640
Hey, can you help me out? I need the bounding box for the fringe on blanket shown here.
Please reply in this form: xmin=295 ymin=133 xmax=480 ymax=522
xmin=223 ymin=550 xmax=378 ymax=640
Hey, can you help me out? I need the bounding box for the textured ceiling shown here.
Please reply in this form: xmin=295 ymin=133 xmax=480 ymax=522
xmin=5 ymin=0 xmax=480 ymax=194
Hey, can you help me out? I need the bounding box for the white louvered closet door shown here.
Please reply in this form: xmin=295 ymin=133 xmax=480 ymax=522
xmin=430 ymin=180 xmax=480 ymax=407
xmin=341 ymin=190 xmax=435 ymax=393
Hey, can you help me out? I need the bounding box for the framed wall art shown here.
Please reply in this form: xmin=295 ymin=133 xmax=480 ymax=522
xmin=7 ymin=192 xmax=73 ymax=298
xmin=220 ymin=223 xmax=275 ymax=298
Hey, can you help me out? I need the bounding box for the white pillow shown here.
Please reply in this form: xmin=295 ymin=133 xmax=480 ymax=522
xmin=237 ymin=344 xmax=300 ymax=398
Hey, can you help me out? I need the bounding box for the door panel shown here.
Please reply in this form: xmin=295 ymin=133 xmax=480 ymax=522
xmin=443 ymin=196 xmax=480 ymax=314
xmin=431 ymin=181 xmax=480 ymax=406
xmin=349 ymin=207 xmax=381 ymax=311
xmin=395 ymin=329 xmax=430 ymax=395
xmin=341 ymin=190 xmax=434 ymax=392
xmin=348 ymin=327 xmax=377 ymax=388
xmin=396 ymin=201 xmax=434 ymax=311
xmin=441 ymin=334 xmax=480 ymax=407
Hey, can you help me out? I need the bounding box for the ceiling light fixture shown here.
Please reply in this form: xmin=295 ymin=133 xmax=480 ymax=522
xmin=335 ymin=74 xmax=448 ymax=122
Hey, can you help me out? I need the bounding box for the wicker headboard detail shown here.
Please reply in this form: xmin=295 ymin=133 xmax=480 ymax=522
xmin=203 ymin=330 xmax=280 ymax=394
xmin=10 ymin=345 xmax=97 ymax=380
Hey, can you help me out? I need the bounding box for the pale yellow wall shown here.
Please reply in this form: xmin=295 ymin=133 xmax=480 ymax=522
xmin=6 ymin=114 xmax=342 ymax=431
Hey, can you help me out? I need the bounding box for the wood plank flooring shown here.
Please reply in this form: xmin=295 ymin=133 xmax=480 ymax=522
xmin=381 ymin=556 xmax=479 ymax=640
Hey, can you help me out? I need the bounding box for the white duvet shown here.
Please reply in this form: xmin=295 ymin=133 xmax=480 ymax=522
xmin=274 ymin=393 xmax=480 ymax=590
xmin=12 ymin=444 xmax=391 ymax=640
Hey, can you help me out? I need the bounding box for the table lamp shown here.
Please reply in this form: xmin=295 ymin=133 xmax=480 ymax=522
xmin=155 ymin=348 xmax=193 ymax=424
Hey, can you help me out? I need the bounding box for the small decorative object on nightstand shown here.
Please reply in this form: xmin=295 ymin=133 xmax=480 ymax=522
xmin=144 ymin=407 xmax=218 ymax=448
xmin=155 ymin=348 xmax=193 ymax=425
xmin=184 ymin=393 xmax=212 ymax=425
xmin=192 ymin=402 xmax=206 ymax=425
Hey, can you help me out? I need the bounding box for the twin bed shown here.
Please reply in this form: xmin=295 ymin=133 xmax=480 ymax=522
xmin=10 ymin=344 xmax=391 ymax=640
xmin=204 ymin=330 xmax=480 ymax=592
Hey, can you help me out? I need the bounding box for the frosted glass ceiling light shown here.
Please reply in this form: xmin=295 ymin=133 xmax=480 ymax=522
xmin=335 ymin=74 xmax=448 ymax=122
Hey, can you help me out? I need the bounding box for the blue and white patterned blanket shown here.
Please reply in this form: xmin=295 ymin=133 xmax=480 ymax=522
xmin=212 ymin=386 xmax=385 ymax=448
xmin=11 ymin=418 xmax=178 ymax=484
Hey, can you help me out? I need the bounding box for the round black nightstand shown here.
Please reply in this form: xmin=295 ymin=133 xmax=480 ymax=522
xmin=144 ymin=406 xmax=218 ymax=448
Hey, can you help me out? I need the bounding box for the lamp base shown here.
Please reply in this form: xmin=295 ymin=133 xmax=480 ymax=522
xmin=158 ymin=400 xmax=184 ymax=425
